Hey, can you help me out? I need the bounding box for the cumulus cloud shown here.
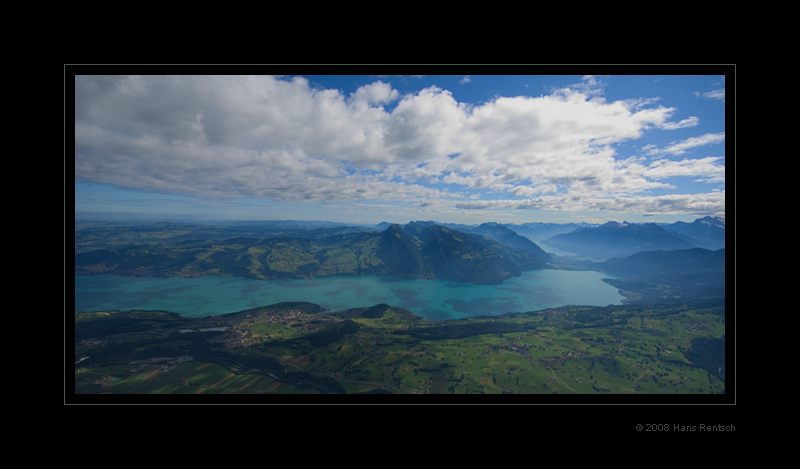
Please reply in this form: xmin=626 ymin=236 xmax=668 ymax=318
xmin=349 ymin=81 xmax=399 ymax=106
xmin=74 ymin=75 xmax=725 ymax=218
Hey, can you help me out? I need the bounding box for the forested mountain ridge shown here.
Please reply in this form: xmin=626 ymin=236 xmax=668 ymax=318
xmin=75 ymin=222 xmax=548 ymax=285
xmin=593 ymin=248 xmax=725 ymax=278
xmin=74 ymin=220 xmax=376 ymax=254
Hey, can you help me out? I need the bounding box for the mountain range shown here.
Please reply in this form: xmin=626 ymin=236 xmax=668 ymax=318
xmin=75 ymin=222 xmax=548 ymax=285
xmin=542 ymin=217 xmax=724 ymax=260
xmin=506 ymin=221 xmax=599 ymax=244
xmin=657 ymin=216 xmax=725 ymax=251
xmin=75 ymin=216 xmax=727 ymax=288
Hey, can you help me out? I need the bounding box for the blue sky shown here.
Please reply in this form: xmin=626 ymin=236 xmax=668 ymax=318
xmin=74 ymin=72 xmax=728 ymax=225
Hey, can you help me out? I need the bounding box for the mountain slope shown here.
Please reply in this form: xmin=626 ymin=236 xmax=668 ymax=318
xmin=593 ymin=248 xmax=726 ymax=304
xmin=593 ymin=248 xmax=725 ymax=277
xmin=375 ymin=224 xmax=424 ymax=277
xmin=405 ymin=223 xmax=547 ymax=284
xmin=453 ymin=222 xmax=552 ymax=263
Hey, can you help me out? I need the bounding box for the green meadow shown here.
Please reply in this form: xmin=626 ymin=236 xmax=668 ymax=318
xmin=74 ymin=299 xmax=725 ymax=397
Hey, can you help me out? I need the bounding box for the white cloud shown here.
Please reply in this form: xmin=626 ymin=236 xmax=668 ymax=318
xmin=703 ymin=89 xmax=725 ymax=101
xmin=650 ymin=132 xmax=726 ymax=156
xmin=74 ymin=75 xmax=725 ymax=218
xmin=618 ymin=155 xmax=725 ymax=184
xmin=643 ymin=156 xmax=725 ymax=181
xmin=349 ymin=81 xmax=399 ymax=106
xmin=658 ymin=116 xmax=700 ymax=130
xmin=455 ymin=190 xmax=725 ymax=218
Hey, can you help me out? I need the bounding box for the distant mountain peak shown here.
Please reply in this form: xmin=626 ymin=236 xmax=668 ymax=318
xmin=603 ymin=220 xmax=624 ymax=227
xmin=477 ymin=222 xmax=510 ymax=231
xmin=698 ymin=216 xmax=725 ymax=228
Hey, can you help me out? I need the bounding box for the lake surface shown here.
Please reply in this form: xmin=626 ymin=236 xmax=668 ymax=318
xmin=74 ymin=270 xmax=623 ymax=322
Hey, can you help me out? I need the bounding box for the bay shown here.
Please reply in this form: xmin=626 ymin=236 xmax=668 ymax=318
xmin=74 ymin=270 xmax=624 ymax=322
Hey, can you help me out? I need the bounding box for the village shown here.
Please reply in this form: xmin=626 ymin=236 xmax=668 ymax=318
xmin=209 ymin=306 xmax=346 ymax=349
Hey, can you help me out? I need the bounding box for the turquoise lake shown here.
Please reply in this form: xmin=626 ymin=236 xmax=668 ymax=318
xmin=74 ymin=270 xmax=624 ymax=322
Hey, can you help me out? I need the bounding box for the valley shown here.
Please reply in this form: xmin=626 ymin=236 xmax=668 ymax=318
xmin=71 ymin=217 xmax=729 ymax=399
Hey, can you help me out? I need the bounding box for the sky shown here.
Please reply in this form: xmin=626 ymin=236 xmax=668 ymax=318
xmin=73 ymin=71 xmax=728 ymax=226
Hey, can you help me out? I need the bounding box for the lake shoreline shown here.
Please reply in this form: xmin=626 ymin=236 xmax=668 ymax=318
xmin=74 ymin=270 xmax=624 ymax=322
